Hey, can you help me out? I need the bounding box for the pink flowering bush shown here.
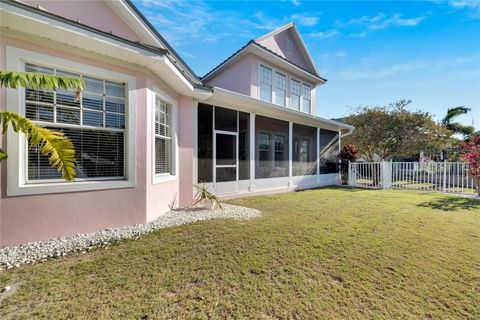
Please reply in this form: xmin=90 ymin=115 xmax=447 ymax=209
xmin=461 ymin=134 xmax=480 ymax=195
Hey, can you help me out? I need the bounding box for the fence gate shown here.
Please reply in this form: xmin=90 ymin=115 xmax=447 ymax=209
xmin=348 ymin=161 xmax=478 ymax=195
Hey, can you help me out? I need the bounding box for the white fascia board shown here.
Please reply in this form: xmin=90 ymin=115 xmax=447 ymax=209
xmin=1 ymin=2 xmax=197 ymax=96
xmin=202 ymin=44 xmax=325 ymax=86
xmin=106 ymin=0 xmax=163 ymax=47
xmin=255 ymin=22 xmax=295 ymax=42
xmin=249 ymin=45 xmax=325 ymax=85
xmin=207 ymin=87 xmax=354 ymax=132
xmin=0 ymin=3 xmax=160 ymax=60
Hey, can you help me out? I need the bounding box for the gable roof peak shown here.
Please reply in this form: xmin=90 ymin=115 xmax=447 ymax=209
xmin=254 ymin=22 xmax=319 ymax=77
xmin=255 ymin=22 xmax=295 ymax=43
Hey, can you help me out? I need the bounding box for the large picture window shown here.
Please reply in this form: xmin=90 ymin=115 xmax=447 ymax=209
xmin=154 ymin=96 xmax=174 ymax=175
xmin=25 ymin=63 xmax=126 ymax=181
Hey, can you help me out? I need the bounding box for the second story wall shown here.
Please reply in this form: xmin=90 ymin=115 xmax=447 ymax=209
xmin=204 ymin=54 xmax=256 ymax=96
xmin=205 ymin=53 xmax=317 ymax=116
xmin=22 ymin=0 xmax=141 ymax=42
xmin=256 ymin=28 xmax=313 ymax=74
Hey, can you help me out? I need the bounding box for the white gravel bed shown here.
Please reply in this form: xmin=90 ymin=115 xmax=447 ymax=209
xmin=0 ymin=204 xmax=261 ymax=270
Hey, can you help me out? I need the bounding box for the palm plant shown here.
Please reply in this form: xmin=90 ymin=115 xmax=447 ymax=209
xmin=0 ymin=71 xmax=85 ymax=180
xmin=442 ymin=106 xmax=475 ymax=138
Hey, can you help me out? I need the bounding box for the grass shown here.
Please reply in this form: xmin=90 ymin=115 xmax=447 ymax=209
xmin=1 ymin=187 xmax=479 ymax=319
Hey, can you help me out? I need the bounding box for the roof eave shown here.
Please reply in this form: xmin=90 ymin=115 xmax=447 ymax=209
xmin=208 ymin=87 xmax=352 ymax=131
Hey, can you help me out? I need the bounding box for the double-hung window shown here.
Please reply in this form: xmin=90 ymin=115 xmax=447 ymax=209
xmin=154 ymin=96 xmax=174 ymax=175
xmin=258 ymin=132 xmax=271 ymax=165
xmin=274 ymin=135 xmax=285 ymax=167
xmin=274 ymin=72 xmax=286 ymax=106
xmin=25 ymin=63 xmax=126 ymax=181
xmin=290 ymin=79 xmax=301 ymax=111
xmin=301 ymin=83 xmax=311 ymax=113
xmin=259 ymin=65 xmax=273 ymax=103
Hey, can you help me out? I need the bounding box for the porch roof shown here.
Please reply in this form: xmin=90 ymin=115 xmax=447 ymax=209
xmin=205 ymin=87 xmax=354 ymax=134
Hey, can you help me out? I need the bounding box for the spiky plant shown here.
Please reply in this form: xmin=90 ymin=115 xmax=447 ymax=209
xmin=0 ymin=71 xmax=85 ymax=180
xmin=193 ymin=183 xmax=223 ymax=210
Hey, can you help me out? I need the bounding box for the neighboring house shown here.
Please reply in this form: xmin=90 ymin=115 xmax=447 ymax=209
xmin=0 ymin=0 xmax=353 ymax=246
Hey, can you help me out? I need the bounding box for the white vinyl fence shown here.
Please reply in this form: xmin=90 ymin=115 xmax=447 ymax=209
xmin=348 ymin=161 xmax=478 ymax=195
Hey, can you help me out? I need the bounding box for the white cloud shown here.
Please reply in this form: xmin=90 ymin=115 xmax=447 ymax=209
xmin=448 ymin=0 xmax=480 ymax=19
xmin=290 ymin=13 xmax=319 ymax=27
xmin=337 ymin=13 xmax=425 ymax=30
xmin=335 ymin=56 xmax=479 ymax=81
xmin=308 ymin=29 xmax=339 ymax=39
xmin=336 ymin=51 xmax=347 ymax=57
xmin=291 ymin=0 xmax=301 ymax=6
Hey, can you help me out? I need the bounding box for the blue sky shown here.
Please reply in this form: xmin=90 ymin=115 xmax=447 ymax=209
xmin=132 ymin=0 xmax=480 ymax=130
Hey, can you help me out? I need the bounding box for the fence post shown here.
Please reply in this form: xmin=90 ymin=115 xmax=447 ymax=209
xmin=442 ymin=160 xmax=447 ymax=192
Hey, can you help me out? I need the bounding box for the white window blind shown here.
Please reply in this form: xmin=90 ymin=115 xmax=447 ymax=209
xmin=274 ymin=72 xmax=286 ymax=106
xmin=259 ymin=65 xmax=272 ymax=102
xmin=25 ymin=63 xmax=126 ymax=181
xmin=154 ymin=96 xmax=173 ymax=175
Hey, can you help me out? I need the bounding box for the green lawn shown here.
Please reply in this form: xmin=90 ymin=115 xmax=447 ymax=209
xmin=1 ymin=188 xmax=479 ymax=319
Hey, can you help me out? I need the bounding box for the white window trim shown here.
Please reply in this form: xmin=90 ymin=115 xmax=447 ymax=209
xmin=258 ymin=62 xmax=313 ymax=114
xmin=150 ymin=88 xmax=178 ymax=185
xmin=290 ymin=77 xmax=301 ymax=111
xmin=6 ymin=46 xmax=136 ymax=196
xmin=301 ymin=82 xmax=312 ymax=114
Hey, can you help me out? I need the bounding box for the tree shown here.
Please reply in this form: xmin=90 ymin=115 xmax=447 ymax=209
xmin=461 ymin=134 xmax=480 ymax=196
xmin=343 ymin=99 xmax=449 ymax=161
xmin=0 ymin=71 xmax=85 ymax=180
xmin=442 ymin=106 xmax=475 ymax=138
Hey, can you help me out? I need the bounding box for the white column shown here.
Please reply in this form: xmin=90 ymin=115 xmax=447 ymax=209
xmin=192 ymin=100 xmax=198 ymax=193
xmin=288 ymin=121 xmax=293 ymax=187
xmin=338 ymin=129 xmax=342 ymax=184
xmin=316 ymin=128 xmax=320 ymax=176
xmin=316 ymin=127 xmax=320 ymax=184
xmin=248 ymin=113 xmax=256 ymax=191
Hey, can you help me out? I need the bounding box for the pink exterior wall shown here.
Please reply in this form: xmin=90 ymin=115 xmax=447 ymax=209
xmin=257 ymin=29 xmax=314 ymax=74
xmin=0 ymin=35 xmax=193 ymax=246
xmin=205 ymin=54 xmax=254 ymax=96
xmin=176 ymin=95 xmax=195 ymax=207
xmin=22 ymin=0 xmax=141 ymax=42
xmin=206 ymin=51 xmax=317 ymax=115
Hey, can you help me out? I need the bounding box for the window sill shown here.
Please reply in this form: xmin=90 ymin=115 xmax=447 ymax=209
xmin=8 ymin=179 xmax=136 ymax=197
xmin=153 ymin=174 xmax=177 ymax=185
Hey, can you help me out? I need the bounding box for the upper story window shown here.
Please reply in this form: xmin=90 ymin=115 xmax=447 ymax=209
xmin=274 ymin=72 xmax=286 ymax=107
xmin=154 ymin=96 xmax=174 ymax=176
xmin=259 ymin=64 xmax=313 ymax=114
xmin=290 ymin=79 xmax=301 ymax=111
xmin=301 ymin=83 xmax=311 ymax=114
xmin=259 ymin=65 xmax=272 ymax=103
xmin=25 ymin=63 xmax=126 ymax=181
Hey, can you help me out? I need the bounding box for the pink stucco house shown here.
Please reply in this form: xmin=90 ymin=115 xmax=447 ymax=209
xmin=0 ymin=0 xmax=353 ymax=246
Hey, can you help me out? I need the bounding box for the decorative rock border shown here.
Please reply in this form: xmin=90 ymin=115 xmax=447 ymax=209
xmin=0 ymin=204 xmax=261 ymax=270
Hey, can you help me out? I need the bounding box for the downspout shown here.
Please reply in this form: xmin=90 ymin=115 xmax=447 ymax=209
xmin=340 ymin=126 xmax=354 ymax=139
